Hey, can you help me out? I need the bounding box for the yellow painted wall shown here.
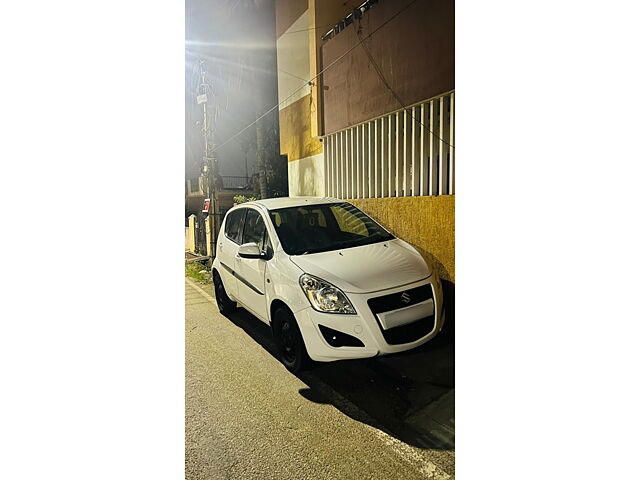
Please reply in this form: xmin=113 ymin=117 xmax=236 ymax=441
xmin=349 ymin=196 xmax=455 ymax=282
xmin=279 ymin=93 xmax=323 ymax=162
xmin=205 ymin=217 xmax=212 ymax=257
xmin=187 ymin=215 xmax=197 ymax=253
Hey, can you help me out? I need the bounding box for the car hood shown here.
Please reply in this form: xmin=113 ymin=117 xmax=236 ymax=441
xmin=289 ymin=239 xmax=431 ymax=294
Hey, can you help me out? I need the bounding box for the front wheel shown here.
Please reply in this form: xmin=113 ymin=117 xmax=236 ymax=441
xmin=273 ymin=307 xmax=311 ymax=373
xmin=213 ymin=270 xmax=237 ymax=315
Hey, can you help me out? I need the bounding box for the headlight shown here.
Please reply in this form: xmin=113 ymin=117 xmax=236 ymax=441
xmin=299 ymin=274 xmax=356 ymax=314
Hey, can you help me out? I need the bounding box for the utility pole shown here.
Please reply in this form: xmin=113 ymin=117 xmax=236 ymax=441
xmin=198 ymin=60 xmax=220 ymax=259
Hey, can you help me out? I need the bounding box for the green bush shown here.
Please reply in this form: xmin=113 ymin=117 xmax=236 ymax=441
xmin=185 ymin=261 xmax=211 ymax=284
xmin=233 ymin=195 xmax=258 ymax=204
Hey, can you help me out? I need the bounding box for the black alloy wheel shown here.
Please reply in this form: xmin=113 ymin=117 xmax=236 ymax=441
xmin=274 ymin=307 xmax=310 ymax=373
xmin=213 ymin=270 xmax=237 ymax=315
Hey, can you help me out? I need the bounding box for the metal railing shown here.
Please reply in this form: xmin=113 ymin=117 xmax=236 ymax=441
xmin=323 ymin=91 xmax=454 ymax=198
xmin=221 ymin=176 xmax=251 ymax=190
xmin=186 ymin=176 xmax=253 ymax=195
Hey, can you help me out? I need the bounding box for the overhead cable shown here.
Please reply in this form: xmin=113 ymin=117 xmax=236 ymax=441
xmin=210 ymin=0 xmax=423 ymax=155
xmin=355 ymin=20 xmax=454 ymax=148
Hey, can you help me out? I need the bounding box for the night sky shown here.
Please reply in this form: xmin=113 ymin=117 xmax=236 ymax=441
xmin=185 ymin=0 xmax=278 ymax=180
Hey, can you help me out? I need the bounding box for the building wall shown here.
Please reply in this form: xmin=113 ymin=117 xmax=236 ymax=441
xmin=309 ymin=0 xmax=358 ymax=137
xmin=349 ymin=196 xmax=455 ymax=282
xmin=276 ymin=9 xmax=312 ymax=110
xmin=321 ymin=0 xmax=454 ymax=134
xmin=276 ymin=0 xmax=308 ymax=37
xmin=277 ymin=0 xmax=319 ymax=197
xmin=275 ymin=1 xmax=455 ymax=286
xmin=278 ymin=94 xmax=322 ymax=161
xmin=277 ymin=0 xmax=356 ymax=197
xmin=287 ymin=152 xmax=325 ymax=197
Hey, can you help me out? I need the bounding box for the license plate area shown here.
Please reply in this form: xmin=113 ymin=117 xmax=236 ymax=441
xmin=376 ymin=299 xmax=434 ymax=330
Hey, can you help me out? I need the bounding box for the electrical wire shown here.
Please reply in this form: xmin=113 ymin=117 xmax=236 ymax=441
xmin=280 ymin=24 xmax=334 ymax=35
xmin=354 ymin=18 xmax=454 ymax=149
xmin=277 ymin=67 xmax=312 ymax=84
xmin=210 ymin=0 xmax=424 ymax=156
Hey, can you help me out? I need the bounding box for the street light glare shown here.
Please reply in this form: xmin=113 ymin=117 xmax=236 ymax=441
xmin=186 ymin=39 xmax=275 ymax=51
xmin=185 ymin=49 xmax=273 ymax=78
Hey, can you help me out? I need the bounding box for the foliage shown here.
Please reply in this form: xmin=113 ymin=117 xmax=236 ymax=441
xmin=185 ymin=261 xmax=211 ymax=284
xmin=266 ymin=153 xmax=289 ymax=198
xmin=233 ymin=195 xmax=258 ymax=204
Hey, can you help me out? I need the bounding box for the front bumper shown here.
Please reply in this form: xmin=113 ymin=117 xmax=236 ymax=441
xmin=294 ymin=277 xmax=445 ymax=362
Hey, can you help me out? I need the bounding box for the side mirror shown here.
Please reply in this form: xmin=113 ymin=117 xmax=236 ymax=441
xmin=238 ymin=242 xmax=264 ymax=259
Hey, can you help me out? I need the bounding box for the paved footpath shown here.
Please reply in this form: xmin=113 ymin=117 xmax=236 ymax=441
xmin=185 ymin=278 xmax=454 ymax=480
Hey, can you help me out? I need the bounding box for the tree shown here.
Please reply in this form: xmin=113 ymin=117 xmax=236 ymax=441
xmin=225 ymin=0 xmax=281 ymax=199
xmin=254 ymin=106 xmax=269 ymax=199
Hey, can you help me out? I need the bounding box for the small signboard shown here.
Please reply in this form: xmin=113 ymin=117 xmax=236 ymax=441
xmin=202 ymin=198 xmax=211 ymax=213
xmin=197 ymin=94 xmax=208 ymax=105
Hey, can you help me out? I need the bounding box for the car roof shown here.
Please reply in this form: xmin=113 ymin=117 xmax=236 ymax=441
xmin=243 ymin=196 xmax=345 ymax=211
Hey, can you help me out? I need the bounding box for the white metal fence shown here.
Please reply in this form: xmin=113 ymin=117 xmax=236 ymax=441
xmin=323 ymin=91 xmax=454 ymax=198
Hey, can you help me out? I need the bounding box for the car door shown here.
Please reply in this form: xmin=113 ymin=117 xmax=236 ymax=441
xmin=234 ymin=207 xmax=271 ymax=322
xmin=218 ymin=207 xmax=246 ymax=299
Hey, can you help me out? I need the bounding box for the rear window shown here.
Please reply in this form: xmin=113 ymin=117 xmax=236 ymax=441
xmin=224 ymin=209 xmax=245 ymax=244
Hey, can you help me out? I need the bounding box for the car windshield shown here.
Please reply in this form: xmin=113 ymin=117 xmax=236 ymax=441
xmin=268 ymin=202 xmax=395 ymax=255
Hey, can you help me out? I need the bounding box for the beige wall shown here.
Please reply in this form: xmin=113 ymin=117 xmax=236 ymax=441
xmin=276 ymin=0 xmax=308 ymax=37
xmin=287 ymin=152 xmax=325 ymax=196
xmin=276 ymin=9 xmax=311 ymax=110
xmin=349 ymin=196 xmax=455 ymax=282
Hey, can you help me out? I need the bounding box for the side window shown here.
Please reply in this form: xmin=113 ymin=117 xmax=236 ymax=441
xmin=242 ymin=209 xmax=268 ymax=251
xmin=262 ymin=228 xmax=272 ymax=254
xmin=330 ymin=205 xmax=369 ymax=237
xmin=224 ymin=209 xmax=245 ymax=244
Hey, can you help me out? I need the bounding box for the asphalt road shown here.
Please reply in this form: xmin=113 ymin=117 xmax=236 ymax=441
xmin=185 ymin=278 xmax=454 ymax=479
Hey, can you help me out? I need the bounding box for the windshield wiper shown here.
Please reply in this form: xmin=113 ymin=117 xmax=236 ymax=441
xmin=292 ymin=234 xmax=393 ymax=256
xmin=340 ymin=233 xmax=392 ymax=249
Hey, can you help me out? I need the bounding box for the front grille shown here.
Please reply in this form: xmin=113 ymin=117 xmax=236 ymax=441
xmin=368 ymin=284 xmax=436 ymax=345
xmin=367 ymin=284 xmax=432 ymax=314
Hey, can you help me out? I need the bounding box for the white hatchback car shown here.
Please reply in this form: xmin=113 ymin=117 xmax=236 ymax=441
xmin=212 ymin=197 xmax=445 ymax=372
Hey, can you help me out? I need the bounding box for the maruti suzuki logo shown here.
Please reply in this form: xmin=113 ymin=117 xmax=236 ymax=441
xmin=400 ymin=292 xmax=411 ymax=304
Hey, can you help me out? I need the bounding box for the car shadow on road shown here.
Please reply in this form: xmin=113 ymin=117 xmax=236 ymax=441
xmin=221 ymin=280 xmax=455 ymax=451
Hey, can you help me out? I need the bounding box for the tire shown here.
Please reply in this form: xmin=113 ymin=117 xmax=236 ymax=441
xmin=213 ymin=270 xmax=237 ymax=315
xmin=273 ymin=307 xmax=311 ymax=373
